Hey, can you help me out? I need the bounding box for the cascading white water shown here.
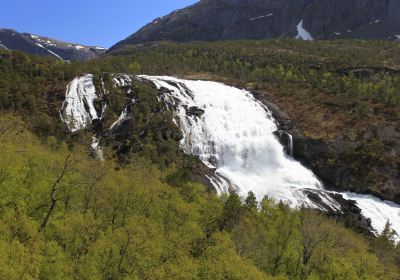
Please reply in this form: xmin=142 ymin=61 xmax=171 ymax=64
xmin=60 ymin=74 xmax=99 ymax=132
xmin=139 ymin=75 xmax=400 ymax=240
xmin=288 ymin=133 xmax=294 ymax=157
xmin=59 ymin=73 xmax=400 ymax=240
xmin=277 ymin=130 xmax=294 ymax=157
xmin=141 ymin=75 xmax=328 ymax=208
xmin=341 ymin=193 xmax=400 ymax=240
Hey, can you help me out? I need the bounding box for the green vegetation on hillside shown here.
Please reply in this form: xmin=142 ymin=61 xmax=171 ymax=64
xmin=2 ymin=40 xmax=400 ymax=119
xmin=1 ymin=40 xmax=400 ymax=279
xmin=100 ymin=78 xmax=185 ymax=169
xmin=106 ymin=40 xmax=400 ymax=107
xmin=0 ymin=115 xmax=399 ymax=279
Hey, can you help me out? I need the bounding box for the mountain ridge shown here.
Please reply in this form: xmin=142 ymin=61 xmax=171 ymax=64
xmin=0 ymin=28 xmax=107 ymax=61
xmin=110 ymin=0 xmax=400 ymax=51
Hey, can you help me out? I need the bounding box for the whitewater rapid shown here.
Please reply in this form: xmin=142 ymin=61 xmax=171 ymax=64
xmin=139 ymin=75 xmax=400 ymax=239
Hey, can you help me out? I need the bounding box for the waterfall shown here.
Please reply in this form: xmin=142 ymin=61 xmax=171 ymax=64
xmin=139 ymin=75 xmax=400 ymax=240
xmin=91 ymin=137 xmax=104 ymax=160
xmin=60 ymin=74 xmax=99 ymax=133
xmin=140 ymin=75 xmax=331 ymax=206
xmin=277 ymin=130 xmax=294 ymax=157
xmin=288 ymin=133 xmax=293 ymax=157
xmin=59 ymin=73 xmax=400 ymax=241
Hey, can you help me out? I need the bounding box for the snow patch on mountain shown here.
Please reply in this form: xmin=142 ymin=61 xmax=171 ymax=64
xmin=0 ymin=28 xmax=107 ymax=61
xmin=32 ymin=35 xmax=59 ymax=48
xmin=249 ymin=13 xmax=274 ymax=21
xmin=0 ymin=41 xmax=8 ymax=50
xmin=35 ymin=43 xmax=65 ymax=60
xmin=295 ymin=20 xmax=313 ymax=41
xmin=396 ymin=35 xmax=400 ymax=40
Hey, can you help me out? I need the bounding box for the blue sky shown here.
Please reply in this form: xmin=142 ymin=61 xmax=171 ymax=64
xmin=1 ymin=0 xmax=198 ymax=48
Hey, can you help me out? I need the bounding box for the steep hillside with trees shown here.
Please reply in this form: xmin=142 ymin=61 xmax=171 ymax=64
xmin=0 ymin=41 xmax=399 ymax=278
xmin=0 ymin=115 xmax=398 ymax=279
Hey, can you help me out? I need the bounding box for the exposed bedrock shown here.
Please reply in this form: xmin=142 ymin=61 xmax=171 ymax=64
xmin=253 ymin=91 xmax=400 ymax=205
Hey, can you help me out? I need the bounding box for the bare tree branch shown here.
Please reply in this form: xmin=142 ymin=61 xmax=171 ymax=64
xmin=39 ymin=154 xmax=72 ymax=231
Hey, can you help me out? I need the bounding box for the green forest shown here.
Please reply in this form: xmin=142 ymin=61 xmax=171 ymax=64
xmin=2 ymin=39 xmax=400 ymax=118
xmin=0 ymin=115 xmax=399 ymax=279
xmin=0 ymin=39 xmax=400 ymax=279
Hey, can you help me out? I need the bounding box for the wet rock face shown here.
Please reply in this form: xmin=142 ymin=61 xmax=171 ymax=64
xmin=292 ymin=132 xmax=400 ymax=204
xmin=304 ymin=190 xmax=373 ymax=234
xmin=110 ymin=0 xmax=400 ymax=51
xmin=185 ymin=106 xmax=205 ymax=118
xmin=273 ymin=130 xmax=293 ymax=156
xmin=263 ymin=92 xmax=400 ymax=205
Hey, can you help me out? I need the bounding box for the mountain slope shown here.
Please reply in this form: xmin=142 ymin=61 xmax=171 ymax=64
xmin=0 ymin=28 xmax=106 ymax=61
xmin=0 ymin=45 xmax=399 ymax=279
xmin=110 ymin=0 xmax=400 ymax=51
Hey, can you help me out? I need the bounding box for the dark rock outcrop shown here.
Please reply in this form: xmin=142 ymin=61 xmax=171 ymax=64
xmin=110 ymin=0 xmax=400 ymax=51
xmin=185 ymin=106 xmax=205 ymax=118
xmin=0 ymin=28 xmax=107 ymax=61
xmin=253 ymin=91 xmax=400 ymax=205
xmin=304 ymin=190 xmax=373 ymax=234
